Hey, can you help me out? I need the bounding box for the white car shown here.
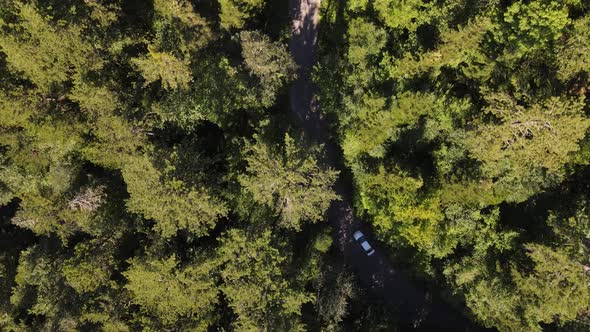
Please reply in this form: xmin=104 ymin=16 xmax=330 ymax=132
xmin=353 ymin=231 xmax=375 ymax=256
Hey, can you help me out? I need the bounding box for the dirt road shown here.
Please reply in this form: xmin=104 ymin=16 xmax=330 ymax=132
xmin=288 ymin=0 xmax=492 ymax=331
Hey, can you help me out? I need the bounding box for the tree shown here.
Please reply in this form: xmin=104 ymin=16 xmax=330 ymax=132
xmin=240 ymin=31 xmax=297 ymax=106
xmin=62 ymin=240 xmax=115 ymax=294
xmin=152 ymin=0 xmax=213 ymax=54
xmin=10 ymin=246 xmax=83 ymax=330
xmin=345 ymin=18 xmax=386 ymax=87
xmin=131 ymin=47 xmax=192 ymax=90
xmin=465 ymin=93 xmax=590 ymax=203
xmin=0 ymin=2 xmax=103 ymax=91
xmin=495 ymin=1 xmax=569 ymax=62
xmin=557 ymin=16 xmax=590 ymax=81
xmin=124 ymin=255 xmax=219 ymax=329
xmin=239 ymin=133 xmax=339 ymax=231
xmin=390 ymin=17 xmax=493 ymax=80
xmin=513 ymin=245 xmax=590 ymax=328
xmin=373 ymin=0 xmax=433 ymax=32
xmin=153 ymin=0 xmax=205 ymax=28
xmin=123 ymin=153 xmax=227 ymax=238
xmin=354 ymin=165 xmax=445 ymax=256
xmin=217 ymin=229 xmax=312 ymax=331
xmin=218 ymin=0 xmax=265 ymax=30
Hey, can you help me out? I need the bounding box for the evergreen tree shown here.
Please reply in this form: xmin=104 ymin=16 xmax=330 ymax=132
xmin=239 ymin=133 xmax=339 ymax=231
xmin=217 ymin=229 xmax=312 ymax=330
xmin=124 ymin=255 xmax=219 ymax=330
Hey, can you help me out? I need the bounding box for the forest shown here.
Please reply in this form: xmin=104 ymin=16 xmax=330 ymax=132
xmin=0 ymin=0 xmax=589 ymax=331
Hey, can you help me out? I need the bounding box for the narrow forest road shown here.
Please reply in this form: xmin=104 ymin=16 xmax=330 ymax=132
xmin=288 ymin=1 xmax=492 ymax=331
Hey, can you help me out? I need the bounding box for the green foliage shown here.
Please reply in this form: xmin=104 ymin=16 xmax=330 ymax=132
xmin=557 ymin=16 xmax=590 ymax=81
xmin=373 ymin=0 xmax=433 ymax=31
xmin=345 ymin=18 xmax=386 ymax=86
xmin=62 ymin=240 xmax=115 ymax=294
xmin=131 ymin=47 xmax=192 ymax=90
xmin=0 ymin=2 xmax=102 ymax=91
xmin=11 ymin=246 xmax=81 ymax=330
xmin=219 ymin=0 xmax=265 ymax=30
xmin=390 ymin=17 xmax=493 ymax=80
xmin=317 ymin=1 xmax=590 ymax=330
xmin=153 ymin=0 xmax=204 ymax=27
xmin=513 ymin=245 xmax=590 ymax=328
xmin=496 ymin=1 xmax=569 ymax=62
xmin=83 ymin=0 xmax=121 ymax=27
xmin=239 ymin=133 xmax=339 ymax=230
xmin=123 ymin=154 xmax=227 ymax=238
xmin=217 ymin=229 xmax=312 ymax=330
xmin=124 ymin=255 xmax=219 ymax=329
xmin=355 ymin=165 xmax=445 ymax=255
xmin=240 ymin=31 xmax=297 ymax=105
xmin=1 ymin=0 xmax=590 ymax=331
xmin=465 ymin=93 xmax=590 ymax=202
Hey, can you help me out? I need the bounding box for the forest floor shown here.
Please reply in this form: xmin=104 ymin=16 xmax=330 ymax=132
xmin=288 ymin=0 xmax=492 ymax=331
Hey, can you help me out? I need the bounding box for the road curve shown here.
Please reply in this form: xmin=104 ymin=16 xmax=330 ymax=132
xmin=288 ymin=1 xmax=494 ymax=331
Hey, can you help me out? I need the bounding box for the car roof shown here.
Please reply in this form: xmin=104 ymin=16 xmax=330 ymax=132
xmin=353 ymin=231 xmax=364 ymax=240
xmin=361 ymin=241 xmax=372 ymax=251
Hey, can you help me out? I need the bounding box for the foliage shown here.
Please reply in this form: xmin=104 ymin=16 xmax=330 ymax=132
xmin=219 ymin=0 xmax=265 ymax=30
xmin=240 ymin=30 xmax=297 ymax=105
xmin=1 ymin=0 xmax=590 ymax=331
xmin=316 ymin=0 xmax=590 ymax=330
xmin=239 ymin=133 xmax=339 ymax=230
xmin=124 ymin=255 xmax=219 ymax=329
xmin=0 ymin=2 xmax=102 ymax=91
xmin=131 ymin=47 xmax=192 ymax=90
xmin=217 ymin=229 xmax=312 ymax=330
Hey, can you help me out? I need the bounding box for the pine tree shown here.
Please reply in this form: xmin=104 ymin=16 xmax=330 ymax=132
xmin=217 ymin=229 xmax=312 ymax=331
xmin=239 ymin=133 xmax=339 ymax=231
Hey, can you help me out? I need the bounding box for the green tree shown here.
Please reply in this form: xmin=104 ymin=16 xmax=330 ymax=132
xmin=124 ymin=255 xmax=219 ymax=330
xmin=495 ymin=1 xmax=569 ymax=62
xmin=219 ymin=0 xmax=265 ymax=30
xmin=345 ymin=18 xmax=386 ymax=87
xmin=390 ymin=17 xmax=493 ymax=80
xmin=123 ymin=153 xmax=227 ymax=238
xmin=465 ymin=93 xmax=590 ymax=203
xmin=83 ymin=0 xmax=121 ymax=27
xmin=62 ymin=240 xmax=116 ymax=294
xmin=131 ymin=47 xmax=192 ymax=90
xmin=239 ymin=133 xmax=339 ymax=230
xmin=217 ymin=229 xmax=312 ymax=331
xmin=0 ymin=2 xmax=103 ymax=91
xmin=557 ymin=16 xmax=590 ymax=81
xmin=10 ymin=246 xmax=83 ymax=330
xmin=513 ymin=245 xmax=590 ymax=329
xmin=240 ymin=31 xmax=297 ymax=105
xmin=373 ymin=0 xmax=433 ymax=32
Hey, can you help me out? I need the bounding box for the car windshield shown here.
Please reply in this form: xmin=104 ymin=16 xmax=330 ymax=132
xmin=361 ymin=241 xmax=372 ymax=251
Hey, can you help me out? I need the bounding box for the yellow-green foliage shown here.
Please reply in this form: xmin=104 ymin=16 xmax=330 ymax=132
xmin=239 ymin=133 xmax=339 ymax=231
xmin=356 ymin=166 xmax=445 ymax=255
xmin=153 ymin=0 xmax=204 ymax=27
xmin=390 ymin=17 xmax=493 ymax=80
xmin=465 ymin=94 xmax=590 ymax=202
xmin=557 ymin=16 xmax=590 ymax=81
xmin=131 ymin=47 xmax=192 ymax=90
xmin=123 ymin=154 xmax=227 ymax=238
xmin=219 ymin=0 xmax=265 ymax=30
xmin=124 ymin=255 xmax=218 ymax=328
xmin=497 ymin=1 xmax=569 ymax=61
xmin=217 ymin=230 xmax=312 ymax=331
xmin=373 ymin=0 xmax=433 ymax=31
xmin=0 ymin=3 xmax=102 ymax=91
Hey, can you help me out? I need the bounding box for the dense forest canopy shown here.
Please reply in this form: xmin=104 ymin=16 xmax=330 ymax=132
xmin=0 ymin=0 xmax=588 ymax=331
